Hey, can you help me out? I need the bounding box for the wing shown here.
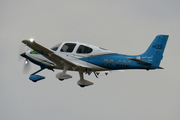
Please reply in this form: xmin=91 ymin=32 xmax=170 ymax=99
xmin=22 ymin=40 xmax=89 ymax=70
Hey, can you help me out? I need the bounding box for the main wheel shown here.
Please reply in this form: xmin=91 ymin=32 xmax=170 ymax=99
xmin=32 ymin=80 xmax=38 ymax=82
xmin=59 ymin=79 xmax=64 ymax=81
xmin=79 ymin=85 xmax=85 ymax=88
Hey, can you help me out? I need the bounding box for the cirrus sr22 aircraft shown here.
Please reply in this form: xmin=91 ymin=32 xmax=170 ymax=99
xmin=20 ymin=35 xmax=169 ymax=87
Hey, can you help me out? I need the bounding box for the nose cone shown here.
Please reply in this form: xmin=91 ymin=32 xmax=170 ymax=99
xmin=20 ymin=52 xmax=26 ymax=58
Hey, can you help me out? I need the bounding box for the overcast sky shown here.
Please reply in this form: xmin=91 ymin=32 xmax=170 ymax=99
xmin=1 ymin=0 xmax=180 ymax=120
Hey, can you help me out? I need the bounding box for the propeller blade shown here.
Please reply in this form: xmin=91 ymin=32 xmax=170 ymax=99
xmin=19 ymin=44 xmax=28 ymax=61
xmin=19 ymin=40 xmax=32 ymax=74
xmin=23 ymin=59 xmax=31 ymax=74
xmin=20 ymin=52 xmax=26 ymax=58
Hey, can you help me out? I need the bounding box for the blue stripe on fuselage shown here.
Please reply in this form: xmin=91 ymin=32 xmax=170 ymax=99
xmin=80 ymin=54 xmax=151 ymax=70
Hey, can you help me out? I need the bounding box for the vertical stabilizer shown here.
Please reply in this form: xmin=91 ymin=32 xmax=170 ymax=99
xmin=141 ymin=35 xmax=169 ymax=68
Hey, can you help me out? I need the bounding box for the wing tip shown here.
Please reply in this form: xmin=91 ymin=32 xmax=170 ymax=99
xmin=22 ymin=39 xmax=35 ymax=44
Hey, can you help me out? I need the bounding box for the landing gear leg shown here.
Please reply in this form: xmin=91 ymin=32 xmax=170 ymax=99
xmin=77 ymin=70 xmax=94 ymax=87
xmin=31 ymin=67 xmax=45 ymax=75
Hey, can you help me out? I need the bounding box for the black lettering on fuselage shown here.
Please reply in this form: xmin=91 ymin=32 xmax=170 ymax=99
xmin=102 ymin=59 xmax=108 ymax=65
xmin=126 ymin=61 xmax=131 ymax=67
xmin=102 ymin=59 xmax=131 ymax=67
xmin=107 ymin=59 xmax=113 ymax=66
xmin=116 ymin=60 xmax=121 ymax=66
xmin=121 ymin=60 xmax=126 ymax=67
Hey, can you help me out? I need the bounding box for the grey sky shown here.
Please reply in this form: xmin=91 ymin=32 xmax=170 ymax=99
xmin=1 ymin=0 xmax=180 ymax=120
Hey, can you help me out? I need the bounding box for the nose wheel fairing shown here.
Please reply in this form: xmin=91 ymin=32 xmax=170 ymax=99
xmin=29 ymin=67 xmax=54 ymax=82
xmin=29 ymin=75 xmax=45 ymax=82
xmin=29 ymin=67 xmax=46 ymax=82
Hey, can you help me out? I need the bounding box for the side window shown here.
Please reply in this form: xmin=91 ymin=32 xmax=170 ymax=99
xmin=60 ymin=43 xmax=76 ymax=52
xmin=76 ymin=45 xmax=93 ymax=54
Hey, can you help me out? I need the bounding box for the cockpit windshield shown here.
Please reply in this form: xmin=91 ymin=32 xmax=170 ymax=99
xmin=60 ymin=43 xmax=76 ymax=52
xmin=50 ymin=43 xmax=62 ymax=51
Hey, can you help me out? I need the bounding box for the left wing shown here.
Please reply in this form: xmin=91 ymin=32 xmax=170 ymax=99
xmin=22 ymin=40 xmax=89 ymax=69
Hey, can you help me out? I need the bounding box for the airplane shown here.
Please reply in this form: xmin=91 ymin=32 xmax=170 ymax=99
xmin=20 ymin=35 xmax=169 ymax=87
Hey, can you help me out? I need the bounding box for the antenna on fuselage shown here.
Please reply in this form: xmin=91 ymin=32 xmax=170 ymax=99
xmin=88 ymin=34 xmax=97 ymax=44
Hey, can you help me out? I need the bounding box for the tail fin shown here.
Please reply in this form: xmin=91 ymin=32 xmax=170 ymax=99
xmin=141 ymin=35 xmax=169 ymax=68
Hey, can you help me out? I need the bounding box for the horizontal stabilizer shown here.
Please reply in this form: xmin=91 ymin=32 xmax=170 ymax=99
xmin=128 ymin=58 xmax=152 ymax=65
xmin=157 ymin=66 xmax=164 ymax=69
